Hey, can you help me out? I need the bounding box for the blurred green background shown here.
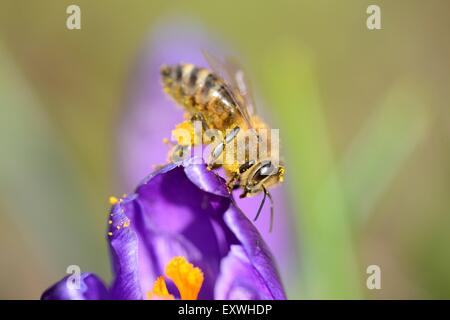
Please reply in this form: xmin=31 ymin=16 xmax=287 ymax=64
xmin=1 ymin=0 xmax=449 ymax=299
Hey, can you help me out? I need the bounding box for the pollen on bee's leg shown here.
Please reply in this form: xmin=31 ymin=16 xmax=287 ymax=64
xmin=165 ymin=256 xmax=204 ymax=300
xmin=147 ymin=276 xmax=175 ymax=300
xmin=172 ymin=120 xmax=201 ymax=146
xmin=278 ymin=167 xmax=285 ymax=182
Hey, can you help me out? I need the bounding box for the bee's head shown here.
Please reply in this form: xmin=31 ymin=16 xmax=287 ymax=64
xmin=240 ymin=160 xmax=285 ymax=198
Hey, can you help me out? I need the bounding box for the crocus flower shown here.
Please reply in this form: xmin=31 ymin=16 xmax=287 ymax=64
xmin=117 ymin=19 xmax=299 ymax=289
xmin=42 ymin=158 xmax=286 ymax=300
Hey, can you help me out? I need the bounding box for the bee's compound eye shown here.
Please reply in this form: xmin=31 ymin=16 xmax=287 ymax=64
xmin=251 ymin=161 xmax=276 ymax=185
xmin=259 ymin=161 xmax=276 ymax=176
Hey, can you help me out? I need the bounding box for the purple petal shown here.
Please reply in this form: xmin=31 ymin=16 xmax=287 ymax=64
xmin=41 ymin=273 xmax=109 ymax=300
xmin=108 ymin=197 xmax=142 ymax=300
xmin=224 ymin=204 xmax=287 ymax=299
xmin=134 ymin=164 xmax=234 ymax=299
xmin=108 ymin=161 xmax=285 ymax=299
xmin=215 ymin=245 xmax=273 ymax=299
xmin=183 ymin=157 xmax=229 ymax=197
xmin=232 ymin=186 xmax=299 ymax=286
xmin=109 ymin=162 xmax=237 ymax=299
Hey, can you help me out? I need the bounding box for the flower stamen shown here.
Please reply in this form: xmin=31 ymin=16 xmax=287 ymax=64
xmin=165 ymin=256 xmax=204 ymax=300
xmin=147 ymin=256 xmax=204 ymax=300
xmin=147 ymin=276 xmax=174 ymax=300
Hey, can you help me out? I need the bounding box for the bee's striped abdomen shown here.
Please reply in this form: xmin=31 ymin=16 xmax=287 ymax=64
xmin=188 ymin=66 xmax=200 ymax=89
xmin=161 ymin=63 xmax=239 ymax=129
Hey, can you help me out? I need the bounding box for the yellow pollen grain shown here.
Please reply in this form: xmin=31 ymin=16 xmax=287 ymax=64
xmin=107 ymin=232 xmax=113 ymax=236
xmin=108 ymin=220 xmax=112 ymax=224
xmin=109 ymin=196 xmax=119 ymax=205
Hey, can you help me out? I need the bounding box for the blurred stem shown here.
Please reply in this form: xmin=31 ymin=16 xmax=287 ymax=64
xmin=263 ymin=44 xmax=360 ymax=298
xmin=339 ymin=82 xmax=429 ymax=225
xmin=0 ymin=44 xmax=109 ymax=281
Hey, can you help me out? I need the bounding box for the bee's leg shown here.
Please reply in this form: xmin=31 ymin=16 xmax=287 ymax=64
xmin=207 ymin=141 xmax=224 ymax=170
xmin=206 ymin=163 xmax=222 ymax=171
xmin=164 ymin=137 xmax=178 ymax=163
xmin=190 ymin=113 xmax=209 ymax=131
xmin=207 ymin=127 xmax=240 ymax=170
xmin=225 ymin=126 xmax=240 ymax=143
xmin=226 ymin=173 xmax=240 ymax=192
xmin=191 ymin=113 xmax=220 ymax=150
xmin=239 ymin=189 xmax=249 ymax=199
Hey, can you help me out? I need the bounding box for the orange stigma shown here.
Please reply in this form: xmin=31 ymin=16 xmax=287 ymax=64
xmin=147 ymin=276 xmax=174 ymax=300
xmin=147 ymin=256 xmax=204 ymax=300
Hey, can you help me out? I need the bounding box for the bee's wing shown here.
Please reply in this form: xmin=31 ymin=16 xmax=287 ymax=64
xmin=224 ymin=55 xmax=257 ymax=116
xmin=202 ymin=50 xmax=256 ymax=127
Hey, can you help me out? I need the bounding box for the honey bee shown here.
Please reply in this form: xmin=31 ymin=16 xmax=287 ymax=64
xmin=160 ymin=52 xmax=284 ymax=231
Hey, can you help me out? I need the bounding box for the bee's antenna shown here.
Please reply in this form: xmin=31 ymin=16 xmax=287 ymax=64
xmin=254 ymin=188 xmax=266 ymax=222
xmin=265 ymin=187 xmax=274 ymax=233
xmin=254 ymin=185 xmax=274 ymax=232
